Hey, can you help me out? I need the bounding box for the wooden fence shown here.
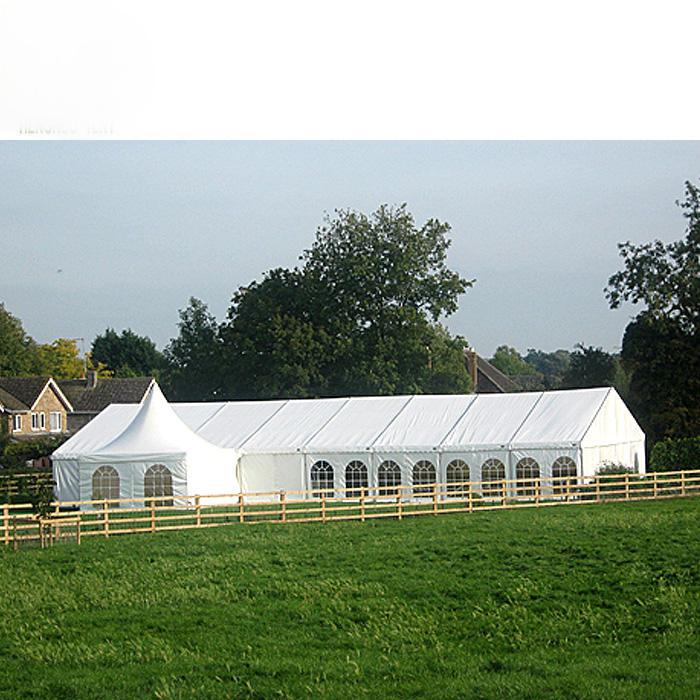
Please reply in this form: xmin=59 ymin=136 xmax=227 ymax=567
xmin=0 ymin=471 xmax=54 ymax=499
xmin=3 ymin=468 xmax=700 ymax=549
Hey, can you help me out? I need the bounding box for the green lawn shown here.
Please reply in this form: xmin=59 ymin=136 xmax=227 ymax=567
xmin=1 ymin=499 xmax=699 ymax=699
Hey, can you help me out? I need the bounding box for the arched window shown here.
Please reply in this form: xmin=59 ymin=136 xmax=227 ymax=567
xmin=446 ymin=459 xmax=469 ymax=496
xmin=345 ymin=460 xmax=368 ymax=498
xmin=310 ymin=460 xmax=333 ymax=498
xmin=516 ymin=457 xmax=540 ymax=497
xmin=145 ymin=464 xmax=173 ymax=507
xmin=413 ymin=460 xmax=436 ymax=496
xmin=552 ymin=456 xmax=577 ymax=494
xmin=378 ymin=460 xmax=401 ymax=496
xmin=481 ymin=458 xmax=505 ymax=498
xmin=92 ymin=465 xmax=119 ymax=504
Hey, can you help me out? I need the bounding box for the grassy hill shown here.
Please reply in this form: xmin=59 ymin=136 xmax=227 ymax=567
xmin=1 ymin=499 xmax=700 ymax=699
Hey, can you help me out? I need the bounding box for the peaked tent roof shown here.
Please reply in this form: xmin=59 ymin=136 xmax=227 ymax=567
xmin=92 ymin=384 xmax=229 ymax=458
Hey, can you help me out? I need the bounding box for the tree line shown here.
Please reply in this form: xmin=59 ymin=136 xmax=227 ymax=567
xmin=1 ymin=183 xmax=698 ymax=451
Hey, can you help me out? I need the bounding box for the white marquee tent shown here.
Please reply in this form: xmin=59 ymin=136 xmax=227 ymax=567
xmin=53 ymin=384 xmax=239 ymax=506
xmin=53 ymin=385 xmax=645 ymax=505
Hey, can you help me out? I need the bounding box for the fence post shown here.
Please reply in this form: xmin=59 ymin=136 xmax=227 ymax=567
xmin=12 ymin=517 xmax=17 ymax=552
xmin=238 ymin=494 xmax=245 ymax=523
xmin=681 ymin=471 xmax=686 ymax=497
xmin=468 ymin=484 xmax=473 ymax=513
xmin=502 ymin=480 xmax=507 ymax=508
xmin=397 ymin=487 xmax=403 ymax=520
xmin=195 ymin=495 xmax=202 ymax=527
xmin=625 ymin=474 xmax=630 ymax=501
xmin=2 ymin=503 xmax=8 ymax=546
xmin=76 ymin=518 xmax=81 ymax=546
xmin=360 ymin=488 xmax=365 ymax=522
xmin=653 ymin=472 xmax=658 ymax=498
xmin=150 ymin=498 xmax=156 ymax=532
xmin=321 ymin=491 xmax=327 ymax=523
xmin=535 ymin=478 xmax=541 ymax=506
xmin=432 ymin=484 xmax=438 ymax=515
xmin=595 ymin=477 xmax=601 ymax=503
xmin=281 ymin=491 xmax=287 ymax=523
xmin=104 ymin=499 xmax=110 ymax=537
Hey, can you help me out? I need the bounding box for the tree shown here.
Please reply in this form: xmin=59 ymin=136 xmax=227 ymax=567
xmin=606 ymin=180 xmax=700 ymax=445
xmin=91 ymin=328 xmax=164 ymax=378
xmin=523 ymin=348 xmax=571 ymax=389
xmin=620 ymin=313 xmax=700 ymax=445
xmin=219 ymin=205 xmax=473 ymax=398
xmin=0 ymin=303 xmax=40 ymax=376
xmin=489 ymin=346 xmax=537 ymax=377
xmin=163 ymin=298 xmax=223 ymax=401
xmin=561 ymin=344 xmax=617 ymax=389
xmin=606 ymin=179 xmax=700 ymax=334
xmin=35 ymin=338 xmax=85 ymax=379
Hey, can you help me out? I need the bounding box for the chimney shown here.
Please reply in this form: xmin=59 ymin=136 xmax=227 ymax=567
xmin=469 ymin=349 xmax=478 ymax=391
xmin=86 ymin=369 xmax=98 ymax=389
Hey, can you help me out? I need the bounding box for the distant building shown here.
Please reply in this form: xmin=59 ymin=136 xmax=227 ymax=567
xmin=57 ymin=371 xmax=154 ymax=432
xmin=464 ymin=349 xmax=521 ymax=394
xmin=0 ymin=371 xmax=154 ymax=439
xmin=0 ymin=377 xmax=74 ymax=439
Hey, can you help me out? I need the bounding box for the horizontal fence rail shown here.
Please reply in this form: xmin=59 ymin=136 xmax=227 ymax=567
xmin=3 ymin=469 xmax=700 ymax=549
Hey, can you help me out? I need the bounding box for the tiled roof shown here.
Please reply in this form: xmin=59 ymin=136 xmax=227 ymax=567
xmin=0 ymin=385 xmax=29 ymax=411
xmin=0 ymin=377 xmax=51 ymax=410
xmin=58 ymin=377 xmax=154 ymax=413
xmin=464 ymin=350 xmax=521 ymax=394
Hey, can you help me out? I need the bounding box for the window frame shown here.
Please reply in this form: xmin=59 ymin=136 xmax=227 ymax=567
xmin=412 ymin=460 xmax=436 ymax=496
xmin=552 ymin=456 xmax=577 ymax=494
xmin=49 ymin=411 xmax=63 ymax=433
xmin=377 ymin=460 xmax=401 ymax=497
xmin=481 ymin=458 xmax=506 ymax=498
xmin=446 ymin=459 xmax=470 ymax=496
xmin=515 ymin=457 xmax=540 ymax=498
xmin=12 ymin=414 xmax=22 ymax=432
xmin=92 ymin=465 xmax=120 ymax=505
xmin=144 ymin=464 xmax=174 ymax=507
xmin=345 ymin=460 xmax=368 ymax=498
xmin=310 ymin=460 xmax=334 ymax=498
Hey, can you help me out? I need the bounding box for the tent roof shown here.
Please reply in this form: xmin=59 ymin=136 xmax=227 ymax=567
xmin=371 ymin=394 xmax=477 ymax=451
xmin=53 ymin=385 xmax=642 ymax=459
xmin=240 ymin=397 xmax=350 ymax=452
xmin=441 ymin=392 xmax=543 ymax=448
xmin=91 ymin=384 xmax=230 ymax=459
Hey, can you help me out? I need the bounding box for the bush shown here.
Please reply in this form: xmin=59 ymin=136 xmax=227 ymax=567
xmin=596 ymin=461 xmax=636 ymax=476
xmin=0 ymin=435 xmax=67 ymax=471
xmin=650 ymin=437 xmax=700 ymax=472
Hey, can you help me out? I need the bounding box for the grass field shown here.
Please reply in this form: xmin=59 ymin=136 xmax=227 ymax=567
xmin=1 ymin=499 xmax=699 ymax=699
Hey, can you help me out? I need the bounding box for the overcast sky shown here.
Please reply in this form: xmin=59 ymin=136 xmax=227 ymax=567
xmin=1 ymin=141 xmax=697 ymax=357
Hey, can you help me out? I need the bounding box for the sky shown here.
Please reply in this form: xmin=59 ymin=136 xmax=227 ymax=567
xmin=1 ymin=141 xmax=698 ymax=358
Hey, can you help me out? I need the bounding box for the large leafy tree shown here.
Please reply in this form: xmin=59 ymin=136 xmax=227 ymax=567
xmin=219 ymin=205 xmax=473 ymax=398
xmin=35 ymin=338 xmax=85 ymax=379
xmin=0 ymin=303 xmax=40 ymax=376
xmin=163 ymin=298 xmax=224 ymax=401
xmin=91 ymin=328 xmax=164 ymax=378
xmin=523 ymin=348 xmax=571 ymax=389
xmin=606 ymin=179 xmax=700 ymax=444
xmin=489 ymin=345 xmax=538 ymax=377
xmin=561 ymin=344 xmax=618 ymax=389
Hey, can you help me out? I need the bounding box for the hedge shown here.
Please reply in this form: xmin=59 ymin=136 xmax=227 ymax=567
xmin=650 ymin=437 xmax=700 ymax=472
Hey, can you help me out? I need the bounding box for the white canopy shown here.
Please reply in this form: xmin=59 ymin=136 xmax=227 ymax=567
xmin=53 ymin=384 xmax=238 ymax=505
xmin=54 ymin=385 xmax=645 ymax=502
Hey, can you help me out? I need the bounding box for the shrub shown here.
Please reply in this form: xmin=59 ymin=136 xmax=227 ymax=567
xmin=650 ymin=437 xmax=700 ymax=472
xmin=0 ymin=435 xmax=67 ymax=471
xmin=596 ymin=461 xmax=636 ymax=476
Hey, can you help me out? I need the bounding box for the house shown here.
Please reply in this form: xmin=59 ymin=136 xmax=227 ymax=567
xmin=464 ymin=348 xmax=521 ymax=393
xmin=0 ymin=377 xmax=74 ymax=439
xmin=57 ymin=371 xmax=154 ymax=433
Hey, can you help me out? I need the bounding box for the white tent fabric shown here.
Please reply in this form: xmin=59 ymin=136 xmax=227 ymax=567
xmin=53 ymin=385 xmax=238 ymax=506
xmin=53 ymin=385 xmax=645 ymax=504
